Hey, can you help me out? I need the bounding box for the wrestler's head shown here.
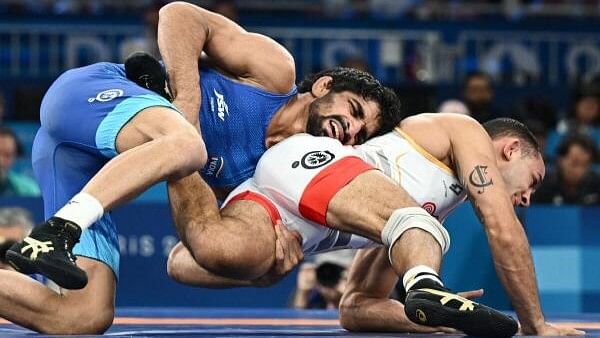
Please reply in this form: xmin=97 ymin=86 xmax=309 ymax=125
xmin=298 ymin=67 xmax=403 ymax=145
xmin=0 ymin=208 xmax=33 ymax=270
xmin=483 ymin=118 xmax=545 ymax=207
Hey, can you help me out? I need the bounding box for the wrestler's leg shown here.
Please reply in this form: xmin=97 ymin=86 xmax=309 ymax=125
xmin=328 ymin=170 xmax=516 ymax=337
xmin=85 ymin=106 xmax=205 ymax=210
xmin=327 ymin=170 xmax=442 ymax=275
xmin=0 ymin=257 xmax=115 ymax=334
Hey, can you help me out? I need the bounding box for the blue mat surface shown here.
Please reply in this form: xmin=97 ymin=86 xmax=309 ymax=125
xmin=1 ymin=308 xmax=599 ymax=337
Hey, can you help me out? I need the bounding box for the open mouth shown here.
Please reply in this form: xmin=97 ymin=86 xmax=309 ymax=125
xmin=326 ymin=119 xmax=345 ymax=143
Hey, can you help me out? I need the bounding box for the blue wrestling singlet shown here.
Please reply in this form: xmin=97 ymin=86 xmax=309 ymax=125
xmin=32 ymin=62 xmax=179 ymax=278
xmin=198 ymin=66 xmax=297 ymax=189
xmin=32 ymin=62 xmax=296 ymax=278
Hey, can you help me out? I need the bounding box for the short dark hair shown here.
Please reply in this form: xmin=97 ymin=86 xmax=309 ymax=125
xmin=316 ymin=262 xmax=344 ymax=288
xmin=0 ymin=125 xmax=23 ymax=156
xmin=557 ymin=133 xmax=598 ymax=162
xmin=482 ymin=118 xmax=540 ymax=156
xmin=297 ymin=67 xmax=403 ymax=137
xmin=463 ymin=71 xmax=492 ymax=89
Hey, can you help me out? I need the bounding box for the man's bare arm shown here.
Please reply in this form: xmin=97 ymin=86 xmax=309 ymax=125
xmin=447 ymin=116 xmax=552 ymax=334
xmin=158 ymin=2 xmax=295 ymax=125
xmin=167 ymin=242 xmax=254 ymax=288
xmin=167 ymin=173 xmax=221 ymax=248
xmin=167 ymin=220 xmax=303 ymax=288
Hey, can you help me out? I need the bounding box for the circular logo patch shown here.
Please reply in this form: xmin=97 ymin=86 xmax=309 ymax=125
xmin=416 ymin=309 xmax=427 ymax=323
xmin=300 ymin=150 xmax=335 ymax=169
xmin=422 ymin=202 xmax=437 ymax=215
xmin=88 ymin=89 xmax=124 ymax=103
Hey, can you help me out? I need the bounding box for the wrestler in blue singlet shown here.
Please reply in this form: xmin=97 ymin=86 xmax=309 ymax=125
xmin=198 ymin=66 xmax=297 ymax=189
xmin=32 ymin=62 xmax=296 ymax=278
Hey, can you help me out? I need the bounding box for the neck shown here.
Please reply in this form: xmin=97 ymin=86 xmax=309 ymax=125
xmin=265 ymin=92 xmax=314 ymax=148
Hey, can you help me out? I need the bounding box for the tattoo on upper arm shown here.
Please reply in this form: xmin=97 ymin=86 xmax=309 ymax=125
xmin=468 ymin=165 xmax=494 ymax=194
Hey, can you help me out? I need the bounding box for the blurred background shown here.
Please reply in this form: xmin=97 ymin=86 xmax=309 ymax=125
xmin=0 ymin=0 xmax=598 ymax=314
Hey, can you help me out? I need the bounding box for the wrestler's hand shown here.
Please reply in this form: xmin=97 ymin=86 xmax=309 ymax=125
xmin=254 ymin=221 xmax=304 ymax=287
xmin=457 ymin=288 xmax=484 ymax=299
xmin=521 ymin=322 xmax=585 ymax=336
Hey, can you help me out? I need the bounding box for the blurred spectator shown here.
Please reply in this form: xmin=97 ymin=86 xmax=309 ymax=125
xmin=514 ymin=96 xmax=557 ymax=132
xmin=557 ymin=86 xmax=600 ymax=137
xmin=369 ymin=0 xmax=420 ymax=19
xmin=0 ymin=92 xmax=5 ymax=123
xmin=291 ymin=250 xmax=355 ymax=309
xmin=438 ymin=99 xmax=470 ymax=115
xmin=533 ymin=133 xmax=600 ymax=205
xmin=0 ymin=126 xmax=40 ymax=197
xmin=462 ymin=71 xmax=502 ymax=123
xmin=0 ymin=207 xmax=33 ymax=270
xmin=120 ymin=1 xmax=163 ymax=60
xmin=340 ymin=56 xmax=370 ymax=73
xmin=322 ymin=0 xmax=359 ymax=19
xmin=212 ymin=0 xmax=239 ymax=22
xmin=545 ymin=85 xmax=600 ymax=160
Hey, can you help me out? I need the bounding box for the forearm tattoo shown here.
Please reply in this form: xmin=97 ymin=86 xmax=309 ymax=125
xmin=468 ymin=165 xmax=494 ymax=194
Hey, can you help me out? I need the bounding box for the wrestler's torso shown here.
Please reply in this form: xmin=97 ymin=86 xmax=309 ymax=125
xmin=198 ymin=66 xmax=297 ymax=189
xmin=357 ymin=128 xmax=468 ymax=222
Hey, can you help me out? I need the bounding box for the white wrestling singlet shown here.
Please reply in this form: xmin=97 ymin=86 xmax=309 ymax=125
xmin=224 ymin=131 xmax=467 ymax=255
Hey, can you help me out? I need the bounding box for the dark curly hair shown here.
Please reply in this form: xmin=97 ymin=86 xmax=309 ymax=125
xmin=298 ymin=67 xmax=403 ymax=137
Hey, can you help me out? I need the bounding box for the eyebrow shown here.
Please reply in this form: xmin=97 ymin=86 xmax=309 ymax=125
xmin=350 ymin=98 xmax=365 ymax=119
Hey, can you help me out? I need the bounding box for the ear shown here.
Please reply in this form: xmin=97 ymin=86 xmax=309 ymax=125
xmin=311 ymin=76 xmax=333 ymax=98
xmin=502 ymin=138 xmax=521 ymax=161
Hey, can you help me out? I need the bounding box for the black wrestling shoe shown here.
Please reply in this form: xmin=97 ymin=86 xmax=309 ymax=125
xmin=404 ymin=281 xmax=518 ymax=338
xmin=6 ymin=217 xmax=88 ymax=290
xmin=124 ymin=51 xmax=173 ymax=101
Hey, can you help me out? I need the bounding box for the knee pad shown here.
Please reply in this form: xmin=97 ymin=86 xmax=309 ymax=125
xmin=381 ymin=207 xmax=450 ymax=264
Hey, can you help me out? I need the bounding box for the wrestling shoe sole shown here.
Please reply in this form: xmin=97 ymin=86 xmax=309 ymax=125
xmin=405 ymin=298 xmax=518 ymax=338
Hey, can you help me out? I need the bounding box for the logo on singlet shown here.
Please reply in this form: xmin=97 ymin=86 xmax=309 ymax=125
xmin=293 ymin=150 xmax=336 ymax=169
xmin=422 ymin=202 xmax=437 ymax=215
xmin=203 ymin=156 xmax=225 ymax=177
xmin=88 ymin=89 xmax=124 ymax=103
xmin=213 ymin=89 xmax=229 ymax=121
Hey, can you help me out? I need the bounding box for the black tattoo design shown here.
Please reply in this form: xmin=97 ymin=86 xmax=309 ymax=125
xmin=468 ymin=165 xmax=493 ymax=194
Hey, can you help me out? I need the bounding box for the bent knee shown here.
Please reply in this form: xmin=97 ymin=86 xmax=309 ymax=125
xmin=338 ymin=295 xmax=360 ymax=331
xmin=41 ymin=305 xmax=114 ymax=334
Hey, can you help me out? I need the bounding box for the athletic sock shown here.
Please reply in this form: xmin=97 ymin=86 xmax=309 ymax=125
xmin=54 ymin=192 xmax=104 ymax=231
xmin=403 ymin=265 xmax=444 ymax=291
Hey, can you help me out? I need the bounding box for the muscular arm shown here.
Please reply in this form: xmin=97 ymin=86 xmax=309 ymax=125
xmin=447 ymin=116 xmax=545 ymax=333
xmin=157 ymin=2 xmax=295 ymax=125
xmin=167 ymin=242 xmax=253 ymax=288
xmin=167 ymin=173 xmax=221 ymax=248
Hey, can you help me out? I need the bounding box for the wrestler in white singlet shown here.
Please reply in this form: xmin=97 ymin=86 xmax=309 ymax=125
xmin=224 ymin=130 xmax=467 ymax=255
